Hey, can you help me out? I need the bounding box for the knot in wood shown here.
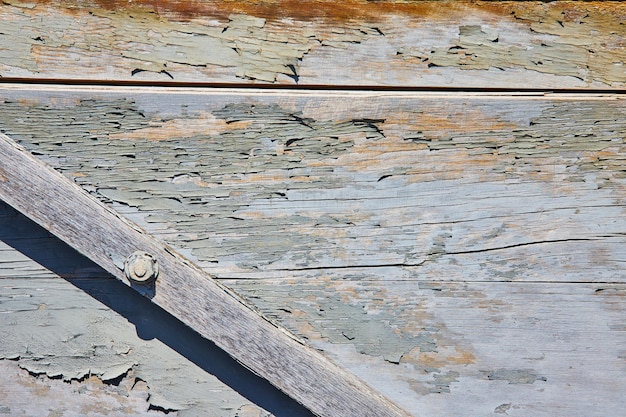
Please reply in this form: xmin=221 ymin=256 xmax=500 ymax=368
xmin=124 ymin=251 xmax=158 ymax=284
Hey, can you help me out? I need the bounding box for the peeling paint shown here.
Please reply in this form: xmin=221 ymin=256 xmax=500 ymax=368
xmin=0 ymin=360 xmax=170 ymax=416
xmin=0 ymin=97 xmax=389 ymax=270
xmin=0 ymin=277 xmax=250 ymax=415
xmin=427 ymin=371 xmax=459 ymax=394
xmin=0 ymin=91 xmax=624 ymax=283
xmin=403 ymin=14 xmax=626 ymax=85
xmin=100 ymin=11 xmax=317 ymax=82
xmin=0 ymin=92 xmax=624 ymax=276
xmin=296 ymin=292 xmax=434 ymax=364
xmin=0 ymin=1 xmax=624 ymax=86
xmin=0 ymin=1 xmax=384 ymax=82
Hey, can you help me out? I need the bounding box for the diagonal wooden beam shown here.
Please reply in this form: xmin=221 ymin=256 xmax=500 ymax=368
xmin=0 ymin=132 xmax=410 ymax=417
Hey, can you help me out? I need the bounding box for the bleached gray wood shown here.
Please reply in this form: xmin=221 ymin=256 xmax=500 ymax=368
xmin=0 ymin=132 xmax=409 ymax=417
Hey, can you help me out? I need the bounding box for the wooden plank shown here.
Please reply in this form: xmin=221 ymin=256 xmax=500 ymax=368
xmin=0 ymin=1 xmax=624 ymax=88
xmin=0 ymin=86 xmax=623 ymax=281
xmin=0 ymin=132 xmax=409 ymax=417
xmin=2 ymin=194 xmax=624 ymax=416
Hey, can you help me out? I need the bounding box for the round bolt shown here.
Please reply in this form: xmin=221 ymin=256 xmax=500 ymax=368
xmin=124 ymin=251 xmax=158 ymax=284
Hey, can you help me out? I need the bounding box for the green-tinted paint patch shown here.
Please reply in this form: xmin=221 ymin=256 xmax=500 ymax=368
xmin=428 ymin=371 xmax=459 ymax=394
xmin=0 ymin=98 xmax=150 ymax=148
xmin=0 ymin=201 xmax=273 ymax=415
xmin=400 ymin=10 xmax=626 ymax=86
xmin=0 ymin=3 xmax=384 ymax=82
xmin=408 ymin=370 xmax=462 ymax=396
xmin=101 ymin=11 xmax=316 ymax=82
xmin=300 ymin=295 xmax=435 ymax=363
xmin=483 ymin=368 xmax=547 ymax=384
xmin=229 ymin=279 xmax=437 ymax=364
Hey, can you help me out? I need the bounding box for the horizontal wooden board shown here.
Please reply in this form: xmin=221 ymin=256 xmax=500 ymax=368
xmin=0 ymin=1 xmax=624 ymax=88
xmin=0 ymin=85 xmax=624 ymax=415
xmin=0 ymin=86 xmax=623 ymax=282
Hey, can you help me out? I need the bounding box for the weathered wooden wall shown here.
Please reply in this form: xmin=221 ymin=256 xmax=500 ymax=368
xmin=0 ymin=85 xmax=624 ymax=416
xmin=1 ymin=0 xmax=625 ymax=416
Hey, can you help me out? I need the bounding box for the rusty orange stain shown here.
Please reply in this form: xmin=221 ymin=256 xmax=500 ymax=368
xmin=16 ymin=98 xmax=45 ymax=107
xmin=27 ymin=0 xmax=459 ymax=22
xmin=15 ymin=370 xmax=53 ymax=397
xmin=403 ymin=345 xmax=475 ymax=367
xmin=388 ymin=109 xmax=517 ymax=138
xmin=418 ymin=349 xmax=475 ymax=367
xmin=19 ymin=1 xmax=625 ymax=25
xmin=109 ymin=115 xmax=252 ymax=141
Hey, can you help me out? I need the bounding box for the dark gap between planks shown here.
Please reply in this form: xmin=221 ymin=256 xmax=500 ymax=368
xmin=0 ymin=77 xmax=625 ymax=95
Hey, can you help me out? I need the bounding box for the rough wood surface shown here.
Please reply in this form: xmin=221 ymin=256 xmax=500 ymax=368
xmin=0 ymin=1 xmax=624 ymax=88
xmin=0 ymin=132 xmax=408 ymax=417
xmin=3 ymin=1 xmax=625 ymax=415
xmin=0 ymin=86 xmax=624 ymax=416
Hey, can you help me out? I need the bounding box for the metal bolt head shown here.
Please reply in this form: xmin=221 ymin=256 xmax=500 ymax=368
xmin=124 ymin=251 xmax=158 ymax=284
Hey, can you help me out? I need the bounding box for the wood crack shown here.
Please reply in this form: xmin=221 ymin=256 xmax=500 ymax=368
xmin=274 ymin=238 xmax=601 ymax=272
xmin=443 ymin=237 xmax=597 ymax=256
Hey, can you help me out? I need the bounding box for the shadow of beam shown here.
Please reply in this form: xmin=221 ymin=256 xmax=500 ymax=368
xmin=0 ymin=201 xmax=315 ymax=417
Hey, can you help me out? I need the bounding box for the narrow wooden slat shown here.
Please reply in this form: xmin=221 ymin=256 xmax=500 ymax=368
xmin=0 ymin=1 xmax=624 ymax=89
xmin=0 ymin=132 xmax=410 ymax=417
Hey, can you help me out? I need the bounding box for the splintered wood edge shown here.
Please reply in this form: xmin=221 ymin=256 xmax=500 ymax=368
xmin=0 ymin=132 xmax=410 ymax=417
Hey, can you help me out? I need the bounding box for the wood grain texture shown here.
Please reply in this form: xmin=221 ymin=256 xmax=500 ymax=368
xmin=229 ymin=278 xmax=626 ymax=416
xmin=0 ymin=1 xmax=624 ymax=88
xmin=1 ymin=87 xmax=623 ymax=281
xmin=0 ymin=86 xmax=624 ymax=416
